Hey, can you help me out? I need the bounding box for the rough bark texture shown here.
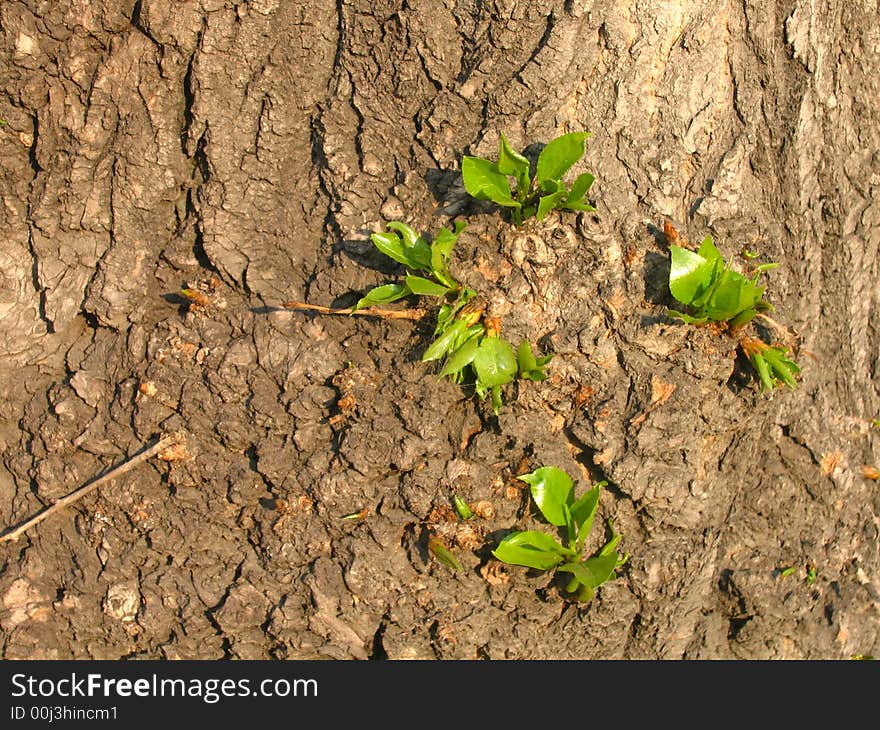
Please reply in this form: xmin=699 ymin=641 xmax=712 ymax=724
xmin=1 ymin=0 xmax=878 ymax=659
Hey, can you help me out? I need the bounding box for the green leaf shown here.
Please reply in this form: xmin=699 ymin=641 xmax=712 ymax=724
xmin=520 ymin=369 xmax=549 ymax=383
xmin=765 ymin=347 xmax=800 ymax=388
xmin=370 ymin=231 xmax=417 ymax=269
xmin=566 ymin=172 xmax=595 ymax=205
xmin=753 ymin=262 xmax=779 ymax=275
xmin=497 ymin=133 xmax=531 ymax=198
xmin=386 ymin=221 xmax=420 ymax=250
xmin=536 ymin=190 xmax=568 ymax=221
xmin=539 ymin=178 xmax=565 ymax=194
xmin=423 ymin=318 xmax=469 ymax=362
xmin=750 ymin=351 xmax=774 ymax=391
xmin=352 ymin=283 xmax=410 ymax=312
xmin=558 ymin=551 xmax=619 ymax=590
xmin=405 ymin=275 xmax=450 ymax=297
xmin=536 ymin=132 xmax=589 ymax=183
xmin=472 ymin=337 xmax=518 ymax=389
xmin=727 ymin=307 xmax=760 ymax=329
xmin=564 ymin=202 xmax=597 ymax=213
xmin=430 ymin=221 xmax=466 ymax=288
xmin=455 ymin=323 xmax=485 ymax=351
xmin=751 ymin=344 xmax=801 ymax=391
xmin=517 ymin=341 xmax=552 ymax=381
xmin=669 ymin=244 xmax=717 ymax=306
xmin=599 ymin=519 xmax=623 ymax=558
xmin=439 ymin=334 xmax=481 ymax=379
xmin=582 ymin=552 xmax=620 ymax=588
xmin=453 ymin=496 xmax=475 ymax=520
xmin=666 ymin=308 xmax=708 ymax=325
xmin=490 ymin=384 xmax=504 ymax=415
xmin=434 ymin=289 xmax=475 ymax=335
xmin=492 ymin=530 xmax=572 ymax=570
xmin=428 ymin=537 xmax=462 ymax=572
xmin=570 ymin=483 xmax=602 ymax=550
xmin=518 ymin=466 xmax=574 ymax=527
xmin=517 ymin=340 xmax=537 ymax=372
xmin=695 ymin=235 xmax=723 ymax=267
xmin=561 ymin=503 xmax=576 ymax=546
xmin=436 ymin=303 xmax=453 ymax=329
xmin=699 ymin=270 xmax=743 ymax=317
xmin=387 ymin=221 xmax=432 ymax=271
xmin=571 ymin=581 xmax=596 ymax=602
xmin=462 ymin=156 xmax=520 ymax=208
xmin=699 ymin=269 xmax=765 ymax=322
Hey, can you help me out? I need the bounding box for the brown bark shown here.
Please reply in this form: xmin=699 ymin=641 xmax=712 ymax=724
xmin=0 ymin=0 xmax=877 ymax=660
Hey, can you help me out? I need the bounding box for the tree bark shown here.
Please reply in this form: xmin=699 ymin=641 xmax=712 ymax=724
xmin=0 ymin=0 xmax=877 ymax=659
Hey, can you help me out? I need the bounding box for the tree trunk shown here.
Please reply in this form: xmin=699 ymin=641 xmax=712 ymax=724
xmin=0 ymin=0 xmax=877 ymax=659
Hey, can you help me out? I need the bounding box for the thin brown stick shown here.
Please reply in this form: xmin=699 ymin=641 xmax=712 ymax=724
xmin=0 ymin=434 xmax=180 ymax=544
xmin=755 ymin=313 xmax=797 ymax=342
xmin=281 ymin=301 xmax=427 ymax=321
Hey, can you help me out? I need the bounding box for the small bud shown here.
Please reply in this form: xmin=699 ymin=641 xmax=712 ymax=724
xmin=473 ymin=500 xmax=495 ymax=519
xmin=453 ymin=495 xmax=474 ymax=520
xmin=139 ymin=381 xmax=158 ymax=397
xmin=157 ymin=442 xmax=189 ymax=462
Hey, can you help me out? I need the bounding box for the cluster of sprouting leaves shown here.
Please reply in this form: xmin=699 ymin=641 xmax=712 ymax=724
xmin=354 ymin=221 xmax=552 ymax=413
xmin=427 ymin=307 xmax=552 ymax=414
xmin=667 ymin=234 xmax=777 ymax=328
xmin=462 ymin=132 xmax=595 ymax=225
xmin=667 ymin=231 xmax=801 ymax=391
xmin=353 ymin=220 xmax=466 ymax=310
xmin=739 ymin=337 xmax=800 ymax=391
xmin=492 ymin=466 xmax=626 ymax=602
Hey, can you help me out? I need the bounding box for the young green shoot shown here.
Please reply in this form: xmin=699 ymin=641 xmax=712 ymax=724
xmin=665 ymin=222 xmax=801 ymax=392
xmin=492 ymin=466 xmax=625 ymax=602
xmin=352 ymin=220 xmax=466 ymax=311
xmin=453 ymin=496 xmax=475 ymax=521
xmin=739 ymin=337 xmax=800 ymax=392
xmin=667 ymin=234 xmax=775 ymax=328
xmin=428 ymin=535 xmax=463 ymax=572
xmin=462 ymin=132 xmax=596 ymax=225
xmin=355 ymin=221 xmax=552 ymax=413
xmin=517 ymin=341 xmax=553 ymax=382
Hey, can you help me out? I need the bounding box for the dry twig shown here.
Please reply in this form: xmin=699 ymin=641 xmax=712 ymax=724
xmin=0 ymin=433 xmax=182 ymax=544
xmin=281 ymin=301 xmax=426 ymax=321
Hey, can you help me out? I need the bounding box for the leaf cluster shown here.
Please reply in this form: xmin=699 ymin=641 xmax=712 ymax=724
xmin=667 ymin=235 xmax=776 ymax=328
xmin=667 ymin=232 xmax=802 ymax=392
xmin=353 ymin=220 xmax=466 ymax=310
xmin=462 ymin=132 xmax=595 ymax=225
xmin=355 ymin=221 xmax=551 ymax=413
xmin=740 ymin=337 xmax=800 ymax=391
xmin=492 ymin=466 xmax=625 ymax=602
